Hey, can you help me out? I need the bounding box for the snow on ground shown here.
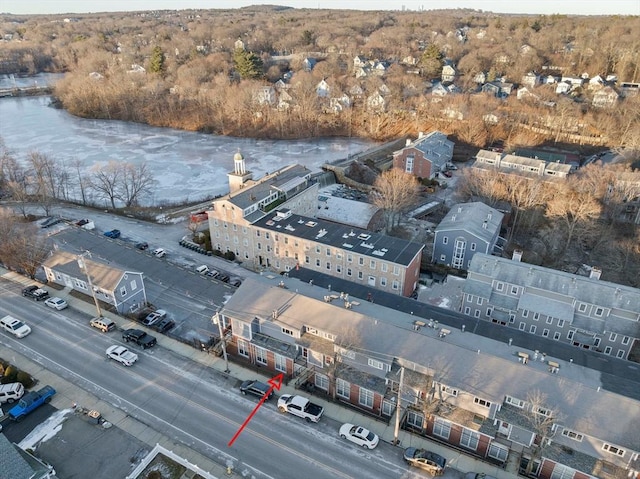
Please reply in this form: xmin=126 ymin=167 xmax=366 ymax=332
xmin=19 ymin=408 xmax=74 ymax=450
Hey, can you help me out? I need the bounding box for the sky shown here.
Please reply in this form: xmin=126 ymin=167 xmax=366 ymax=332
xmin=2 ymin=0 xmax=639 ymax=16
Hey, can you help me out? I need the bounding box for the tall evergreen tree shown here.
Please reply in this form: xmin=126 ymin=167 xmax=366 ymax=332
xmin=149 ymin=46 xmax=166 ymax=74
xmin=232 ymin=48 xmax=264 ymax=80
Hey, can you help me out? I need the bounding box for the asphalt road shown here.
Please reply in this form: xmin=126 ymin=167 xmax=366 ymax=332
xmin=0 ymin=289 xmax=433 ymax=479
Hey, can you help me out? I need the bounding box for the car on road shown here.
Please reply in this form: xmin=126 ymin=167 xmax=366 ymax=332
xmin=153 ymin=317 xmax=176 ymax=333
xmin=403 ymin=447 xmax=447 ymax=475
xmin=104 ymin=229 xmax=121 ymax=238
xmin=106 ymin=345 xmax=138 ymax=366
xmin=22 ymin=285 xmax=50 ymax=301
xmin=239 ymin=380 xmax=274 ymax=400
xmin=339 ymin=423 xmax=379 ymax=449
xmin=0 ymin=315 xmax=31 ymax=338
xmin=152 ymin=248 xmax=166 ymax=258
xmin=135 ymin=242 xmax=149 ymax=250
xmin=122 ymin=328 xmax=157 ymax=349
xmin=142 ymin=309 xmax=166 ymax=326
xmin=44 ymin=297 xmax=68 ymax=310
xmin=89 ymin=316 xmax=116 ymax=333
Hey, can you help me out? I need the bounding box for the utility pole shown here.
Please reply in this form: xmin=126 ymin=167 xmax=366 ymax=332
xmin=77 ymin=252 xmax=102 ymax=318
xmin=393 ymin=366 xmax=405 ymax=445
xmin=213 ymin=312 xmax=230 ymax=373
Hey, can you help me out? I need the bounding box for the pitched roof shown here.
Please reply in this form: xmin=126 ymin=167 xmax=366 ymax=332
xmin=436 ymin=201 xmax=503 ymax=242
xmin=0 ymin=434 xmax=39 ymax=479
xmin=42 ymin=250 xmax=126 ymax=291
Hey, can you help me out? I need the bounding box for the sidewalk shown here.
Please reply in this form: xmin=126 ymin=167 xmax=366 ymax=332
xmin=3 ymin=269 xmax=512 ymax=478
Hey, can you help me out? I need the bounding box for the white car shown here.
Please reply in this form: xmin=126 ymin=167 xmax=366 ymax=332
xmin=152 ymin=248 xmax=166 ymax=258
xmin=338 ymin=423 xmax=379 ymax=449
xmin=106 ymin=345 xmax=138 ymax=366
xmin=0 ymin=315 xmax=32 ymax=338
xmin=44 ymin=297 xmax=68 ymax=310
xmin=142 ymin=309 xmax=166 ymax=326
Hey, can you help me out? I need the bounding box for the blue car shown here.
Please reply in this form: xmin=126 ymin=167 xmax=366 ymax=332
xmin=104 ymin=229 xmax=121 ymax=238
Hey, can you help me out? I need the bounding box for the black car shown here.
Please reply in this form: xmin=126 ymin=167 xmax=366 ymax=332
xmin=154 ymin=318 xmax=176 ymax=333
xmin=135 ymin=242 xmax=149 ymax=250
xmin=22 ymin=285 xmax=50 ymax=301
xmin=218 ymin=273 xmax=230 ymax=283
xmin=239 ymin=380 xmax=273 ymax=400
xmin=122 ymin=329 xmax=157 ymax=349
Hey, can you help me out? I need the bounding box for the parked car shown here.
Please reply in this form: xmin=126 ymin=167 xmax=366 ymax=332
xmin=153 ymin=317 xmax=176 ymax=333
xmin=0 ymin=382 xmax=25 ymax=404
xmin=218 ymin=273 xmax=230 ymax=283
xmin=75 ymin=218 xmax=95 ymax=230
xmin=22 ymin=285 xmax=50 ymax=301
xmin=196 ymin=265 xmax=209 ymax=275
xmin=135 ymin=242 xmax=149 ymax=250
xmin=44 ymin=297 xmax=68 ymax=310
xmin=339 ymin=423 xmax=379 ymax=449
xmin=8 ymin=385 xmax=56 ymax=421
xmin=239 ymin=380 xmax=273 ymax=400
xmin=122 ymin=328 xmax=157 ymax=349
xmin=152 ymin=248 xmax=166 ymax=258
xmin=403 ymin=448 xmax=447 ymax=475
xmin=104 ymin=229 xmax=121 ymax=238
xmin=229 ymin=277 xmax=242 ymax=287
xmin=106 ymin=345 xmax=138 ymax=366
xmin=40 ymin=216 xmax=62 ymax=228
xmin=89 ymin=316 xmax=116 ymax=333
xmin=206 ymin=269 xmax=220 ymax=278
xmin=0 ymin=315 xmax=32 ymax=338
xmin=142 ymin=309 xmax=166 ymax=327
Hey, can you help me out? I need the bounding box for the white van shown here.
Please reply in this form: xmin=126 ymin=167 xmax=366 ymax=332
xmin=0 ymin=382 xmax=25 ymax=404
xmin=196 ymin=265 xmax=209 ymax=275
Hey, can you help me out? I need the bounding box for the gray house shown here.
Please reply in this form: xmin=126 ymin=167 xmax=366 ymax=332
xmin=462 ymin=251 xmax=640 ymax=360
xmin=433 ymin=202 xmax=505 ymax=269
xmin=42 ymin=250 xmax=146 ymax=315
xmin=0 ymin=433 xmax=56 ymax=479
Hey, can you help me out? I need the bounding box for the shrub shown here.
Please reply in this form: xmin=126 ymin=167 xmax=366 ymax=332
xmin=16 ymin=371 xmax=35 ymax=388
xmin=224 ymin=251 xmax=236 ymax=261
xmin=3 ymin=365 xmax=18 ymax=383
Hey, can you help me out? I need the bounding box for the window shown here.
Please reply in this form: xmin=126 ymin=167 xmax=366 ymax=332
xmin=255 ymin=347 xmax=268 ymax=365
xmin=359 ymin=388 xmax=374 ymax=408
xmin=602 ymin=444 xmax=625 ymax=457
xmin=595 ymin=307 xmax=604 ymax=317
xmin=495 ymin=282 xmax=504 ymax=292
xmin=558 ymin=319 xmax=565 ymax=328
xmin=315 ymin=245 xmax=320 ymax=253
xmin=284 ymin=237 xmax=288 ymax=244
xmin=347 ymin=268 xmax=352 ymax=277
xmin=381 ymin=263 xmax=388 ymax=272
xmin=74 ymin=279 xmax=87 ymax=290
xmin=562 ymin=429 xmax=583 ymax=442
xmin=433 ymin=417 xmax=451 ymax=439
xmin=529 ymin=325 xmax=537 ymax=334
xmin=578 ymin=303 xmax=587 ymax=313
xmin=336 ymin=264 xmax=342 ymax=274
xmin=393 ymin=266 xmax=400 ymax=275
xmin=470 ymin=242 xmax=476 ymax=251
xmin=533 ymin=312 xmax=539 ymax=321
xmin=347 ymin=254 xmax=353 ymax=263
xmin=130 ymin=280 xmax=137 ymax=291
xmin=120 ymin=286 xmax=127 ymax=297
xmin=405 ymin=154 xmax=414 ymax=173
xmin=551 ymin=464 xmax=575 ymax=479
xmin=380 ymin=277 xmax=387 ymax=286
xmin=326 ymin=262 xmax=331 ymax=270
xmin=617 ymin=350 xmax=625 ymax=358
xmin=370 ymin=260 xmax=376 ymax=269
xmin=474 ymin=397 xmax=491 ymax=408
xmin=522 ymin=309 xmax=528 ymax=318
xmin=237 ymin=340 xmax=249 ymax=357
xmin=326 ymin=248 xmax=331 ymax=256
xmin=460 ymin=429 xmax=480 ymax=450
xmin=392 ymin=280 xmax=399 ymax=290
xmin=567 ymin=330 xmax=574 ymax=340
xmin=407 ymin=410 xmax=424 ymax=429
xmin=604 ymin=346 xmax=612 ymax=355
xmin=546 ymin=316 xmax=553 ymax=324
xmin=275 ymin=354 xmax=287 ymax=372
xmin=536 ymin=407 xmax=552 ymax=417
xmin=505 ymin=395 xmax=525 ymax=408
xmin=511 ymin=286 xmax=518 ymax=295
xmin=474 ymin=309 xmax=480 ymax=318
xmin=282 ymin=327 xmax=294 ymax=337
xmin=465 ymin=307 xmax=471 ymax=315
xmin=609 ymin=332 xmax=618 ymax=342
xmin=336 ymin=379 xmax=350 ymax=399
xmin=368 ymin=358 xmax=384 ymax=370
xmin=486 ymin=307 xmax=493 ymax=316
xmin=488 ymin=443 xmax=508 ymax=462
xmin=315 ymin=259 xmax=321 ymax=267
xmin=315 ymin=374 xmax=329 ymax=391
xmin=519 ymin=322 xmax=526 ymax=331
xmin=440 ymin=254 xmax=447 ymax=262
xmin=622 ymin=336 xmax=630 ymax=345
xmin=358 ymin=257 xmax=364 ymax=266
xmin=477 ymin=297 xmax=483 ymax=305
xmin=358 ymin=271 xmax=363 ymax=280
xmin=554 ymin=332 xmax=561 ymax=340
xmin=382 ymin=400 xmax=394 ymax=417
xmin=440 ymin=385 xmax=458 ymax=397
xmin=542 ymin=329 xmax=549 ymax=337
xmin=442 ymin=236 xmax=448 ymax=244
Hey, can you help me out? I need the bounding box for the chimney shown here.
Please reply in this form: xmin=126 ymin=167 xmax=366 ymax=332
xmin=482 ymin=220 xmax=488 ymax=229
xmin=590 ymin=267 xmax=602 ymax=280
xmin=512 ymin=249 xmax=523 ymax=262
xmin=418 ymin=131 xmax=424 ymax=139
xmin=406 ymin=139 xmax=411 ymax=146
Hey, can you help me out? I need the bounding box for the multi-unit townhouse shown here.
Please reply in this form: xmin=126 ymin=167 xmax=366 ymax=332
xmin=393 ymin=131 xmax=454 ymax=180
xmin=206 ymin=154 xmax=318 ymax=265
xmin=42 ymin=250 xmax=146 ymax=315
xmin=461 ymin=252 xmax=640 ymax=360
xmin=473 ymin=150 xmax=573 ymax=179
xmin=219 ymin=276 xmax=640 ymax=479
xmin=433 ymin=202 xmax=505 ymax=270
xmin=251 ymin=208 xmax=423 ymax=297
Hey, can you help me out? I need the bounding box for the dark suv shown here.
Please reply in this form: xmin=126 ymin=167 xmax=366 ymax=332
xmin=122 ymin=329 xmax=157 ymax=349
xmin=22 ymin=285 xmax=50 ymax=301
xmin=239 ymin=380 xmax=273 ymax=400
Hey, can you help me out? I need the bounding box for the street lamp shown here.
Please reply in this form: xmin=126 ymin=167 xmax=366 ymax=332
xmin=393 ymin=366 xmax=405 ymax=446
xmin=77 ymin=252 xmax=102 ymax=318
xmin=213 ymin=312 xmax=230 ymax=373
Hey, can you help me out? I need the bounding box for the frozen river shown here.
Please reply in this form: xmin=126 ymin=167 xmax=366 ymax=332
xmin=0 ymin=81 xmax=375 ymax=205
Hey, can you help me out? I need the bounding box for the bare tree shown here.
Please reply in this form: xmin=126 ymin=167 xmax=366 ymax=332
xmin=27 ymin=152 xmax=57 ymax=215
xmin=371 ymin=169 xmax=420 ymax=233
xmin=117 ymin=162 xmax=156 ymax=207
xmin=71 ymin=158 xmax=90 ymax=205
xmin=0 ymin=208 xmax=51 ymax=277
xmin=521 ymin=390 xmax=564 ymax=476
xmin=89 ymin=161 xmax=121 ymax=208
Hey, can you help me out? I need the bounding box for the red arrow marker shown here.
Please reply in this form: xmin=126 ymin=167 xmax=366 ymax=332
xmin=228 ymin=373 xmax=284 ymax=447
